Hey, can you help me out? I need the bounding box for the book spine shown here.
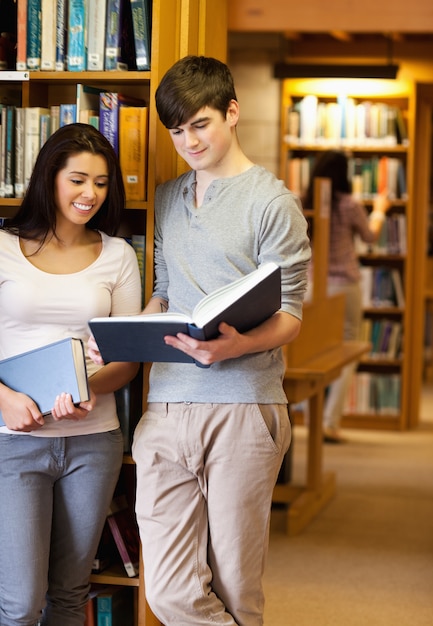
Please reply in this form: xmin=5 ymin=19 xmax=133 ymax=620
xmin=99 ymin=92 xmax=119 ymax=154
xmin=59 ymin=104 xmax=77 ymax=126
xmin=106 ymin=515 xmax=138 ymax=577
xmin=97 ymin=596 xmax=113 ymax=626
xmin=131 ymin=234 xmax=146 ymax=307
xmin=119 ymin=106 xmax=148 ymax=201
xmin=67 ymin=0 xmax=86 ymax=71
xmin=26 ymin=0 xmax=42 ymax=70
xmin=4 ymin=106 xmax=15 ymax=198
xmin=16 ymin=0 xmax=28 ymax=70
xmin=14 ymin=107 xmax=25 ymax=198
xmin=50 ymin=105 xmax=61 ymax=134
xmin=105 ymin=0 xmax=127 ymax=71
xmin=24 ymin=108 xmax=48 ymax=189
xmin=87 ymin=0 xmax=107 ymax=71
xmin=41 ymin=0 xmax=57 ymax=71
xmin=0 ymin=106 xmax=6 ymax=198
xmin=55 ymin=0 xmax=67 ymax=71
xmin=130 ymin=0 xmax=151 ymax=70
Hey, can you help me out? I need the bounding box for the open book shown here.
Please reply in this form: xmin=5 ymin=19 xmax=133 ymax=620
xmin=89 ymin=262 xmax=281 ymax=366
xmin=0 ymin=338 xmax=90 ymax=426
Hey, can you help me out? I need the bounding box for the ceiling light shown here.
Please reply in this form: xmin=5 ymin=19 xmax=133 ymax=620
xmin=273 ymin=62 xmax=399 ymax=80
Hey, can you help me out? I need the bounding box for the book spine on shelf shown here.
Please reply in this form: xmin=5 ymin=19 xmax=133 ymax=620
xmin=130 ymin=0 xmax=151 ymax=70
xmin=67 ymin=0 xmax=86 ymax=71
xmin=14 ymin=107 xmax=25 ymax=198
xmin=41 ymin=0 xmax=57 ymax=71
xmin=26 ymin=0 xmax=42 ymax=70
xmin=104 ymin=0 xmax=127 ymax=71
xmin=59 ymin=103 xmax=77 ymax=126
xmin=99 ymin=92 xmax=119 ymax=154
xmin=4 ymin=106 xmax=16 ymax=198
xmin=87 ymin=0 xmax=107 ymax=71
xmin=0 ymin=106 xmax=6 ymax=198
xmin=55 ymin=0 xmax=67 ymax=71
xmin=16 ymin=0 xmax=28 ymax=70
xmin=119 ymin=105 xmax=148 ymax=201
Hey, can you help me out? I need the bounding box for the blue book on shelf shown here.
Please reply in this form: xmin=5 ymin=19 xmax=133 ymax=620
xmin=27 ymin=0 xmax=42 ymax=69
xmin=105 ymin=0 xmax=128 ymax=71
xmin=55 ymin=0 xmax=67 ymax=70
xmin=67 ymin=0 xmax=86 ymax=71
xmin=130 ymin=0 xmax=151 ymax=70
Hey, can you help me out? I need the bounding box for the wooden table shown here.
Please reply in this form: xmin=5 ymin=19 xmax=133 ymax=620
xmin=273 ymin=340 xmax=370 ymax=535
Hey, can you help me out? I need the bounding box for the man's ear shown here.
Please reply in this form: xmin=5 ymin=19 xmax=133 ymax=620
xmin=226 ymin=99 xmax=240 ymax=127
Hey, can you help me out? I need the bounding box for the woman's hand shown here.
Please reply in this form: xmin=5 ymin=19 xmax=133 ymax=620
xmin=0 ymin=386 xmax=45 ymax=432
xmin=51 ymin=389 xmax=96 ymax=421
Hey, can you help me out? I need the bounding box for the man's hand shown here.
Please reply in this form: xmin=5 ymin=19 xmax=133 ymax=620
xmin=163 ymin=322 xmax=244 ymax=366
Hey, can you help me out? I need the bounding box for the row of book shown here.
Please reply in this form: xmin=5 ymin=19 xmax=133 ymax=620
xmin=356 ymin=213 xmax=407 ymax=256
xmin=360 ymin=318 xmax=403 ymax=361
xmin=0 ymin=85 xmax=149 ymax=201
xmin=359 ymin=266 xmax=405 ymax=309
xmin=344 ymin=372 xmax=401 ymax=416
xmin=285 ymin=154 xmax=407 ymax=203
xmin=16 ymin=0 xmax=151 ymax=72
xmin=85 ymin=585 xmax=134 ymax=626
xmin=284 ymin=95 xmax=409 ymax=147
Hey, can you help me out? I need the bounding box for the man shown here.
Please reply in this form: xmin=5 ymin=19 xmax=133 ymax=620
xmin=94 ymin=55 xmax=310 ymax=625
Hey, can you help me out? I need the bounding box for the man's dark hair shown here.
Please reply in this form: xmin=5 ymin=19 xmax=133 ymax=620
xmin=156 ymin=55 xmax=237 ymax=128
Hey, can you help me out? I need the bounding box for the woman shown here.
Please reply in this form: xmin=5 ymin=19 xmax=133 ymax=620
xmin=0 ymin=123 xmax=141 ymax=625
xmin=303 ymin=150 xmax=390 ymax=443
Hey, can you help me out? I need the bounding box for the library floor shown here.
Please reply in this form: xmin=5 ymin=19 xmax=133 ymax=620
xmin=264 ymin=384 xmax=433 ymax=626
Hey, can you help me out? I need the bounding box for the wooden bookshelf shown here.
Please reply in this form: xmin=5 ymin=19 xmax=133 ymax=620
xmin=279 ymin=77 xmax=418 ymax=430
xmin=0 ymin=1 xmax=227 ymax=623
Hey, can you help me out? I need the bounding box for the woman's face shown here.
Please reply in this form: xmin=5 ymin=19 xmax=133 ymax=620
xmin=54 ymin=152 xmax=109 ymax=226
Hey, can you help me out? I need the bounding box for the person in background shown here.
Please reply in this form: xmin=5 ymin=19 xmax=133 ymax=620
xmin=90 ymin=55 xmax=311 ymax=626
xmin=303 ymin=149 xmax=391 ymax=443
xmin=0 ymin=123 xmax=141 ymax=625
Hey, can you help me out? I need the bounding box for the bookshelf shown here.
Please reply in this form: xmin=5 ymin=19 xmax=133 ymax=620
xmin=0 ymin=1 xmax=227 ymax=624
xmin=279 ymin=77 xmax=417 ymax=430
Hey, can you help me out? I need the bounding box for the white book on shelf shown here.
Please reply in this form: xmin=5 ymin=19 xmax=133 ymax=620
xmin=24 ymin=107 xmax=50 ymax=190
xmin=86 ymin=0 xmax=107 ymax=70
xmin=41 ymin=0 xmax=57 ymax=71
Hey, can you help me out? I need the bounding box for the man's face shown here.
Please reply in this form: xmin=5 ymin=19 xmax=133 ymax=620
xmin=167 ymin=102 xmax=239 ymax=173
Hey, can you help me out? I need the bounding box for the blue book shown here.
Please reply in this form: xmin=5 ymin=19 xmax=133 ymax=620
xmin=55 ymin=0 xmax=67 ymax=70
xmin=59 ymin=103 xmax=77 ymax=126
xmin=105 ymin=0 xmax=127 ymax=71
xmin=130 ymin=0 xmax=151 ymax=70
xmin=26 ymin=0 xmax=42 ymax=69
xmin=96 ymin=586 xmax=133 ymax=626
xmin=0 ymin=338 xmax=89 ymax=427
xmin=67 ymin=0 xmax=86 ymax=71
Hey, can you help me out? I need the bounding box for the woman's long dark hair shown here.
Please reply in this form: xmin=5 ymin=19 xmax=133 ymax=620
xmin=5 ymin=123 xmax=125 ymax=242
xmin=303 ymin=149 xmax=351 ymax=210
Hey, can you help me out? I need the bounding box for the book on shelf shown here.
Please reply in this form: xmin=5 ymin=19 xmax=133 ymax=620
xmin=67 ymin=0 xmax=86 ymax=71
xmin=3 ymin=105 xmax=16 ymax=198
xmin=41 ymin=0 xmax=57 ymax=70
xmin=105 ymin=0 xmax=127 ymax=71
xmin=96 ymin=586 xmax=134 ymax=626
xmin=99 ymin=92 xmax=146 ymax=155
xmin=16 ymin=0 xmax=27 ymax=70
xmin=55 ymin=0 xmax=67 ymax=70
xmin=26 ymin=0 xmax=42 ymax=69
xmin=24 ymin=106 xmax=50 ymax=190
xmin=89 ymin=262 xmax=282 ymax=366
xmin=76 ymin=84 xmax=103 ymax=124
xmin=87 ymin=0 xmax=107 ymax=71
xmin=130 ymin=0 xmax=152 ymax=70
xmin=106 ymin=494 xmax=140 ymax=578
xmin=60 ymin=103 xmax=77 ymax=126
xmin=14 ymin=106 xmax=25 ymax=197
xmin=119 ymin=105 xmax=148 ymax=201
xmin=131 ymin=234 xmax=146 ymax=307
xmin=0 ymin=337 xmax=90 ymax=426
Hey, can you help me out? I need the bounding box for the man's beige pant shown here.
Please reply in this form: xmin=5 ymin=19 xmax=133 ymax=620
xmin=132 ymin=402 xmax=291 ymax=625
